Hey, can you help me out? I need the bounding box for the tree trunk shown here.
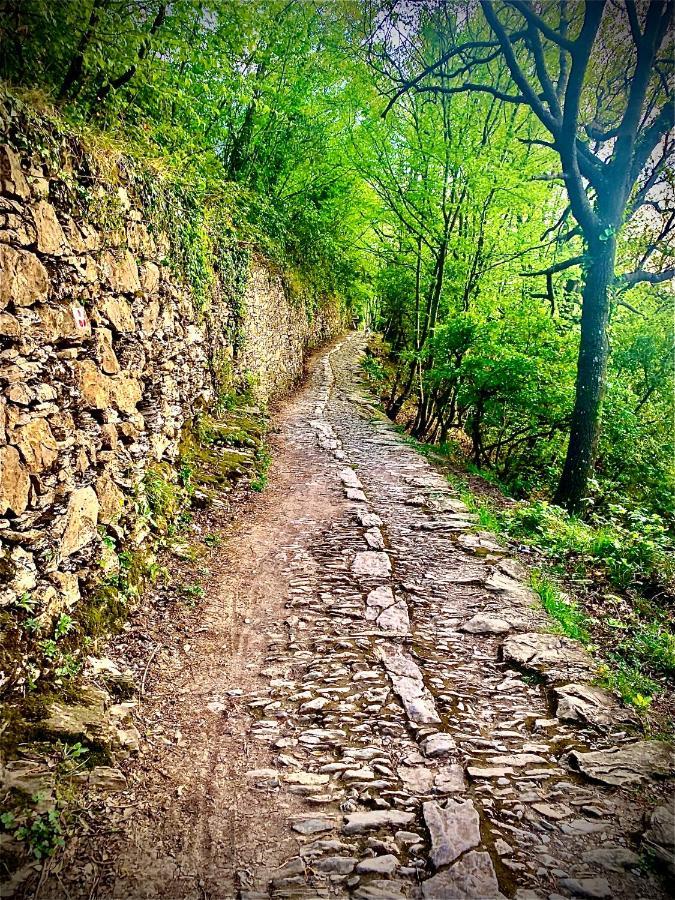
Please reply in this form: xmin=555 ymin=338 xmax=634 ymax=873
xmin=554 ymin=237 xmax=616 ymax=513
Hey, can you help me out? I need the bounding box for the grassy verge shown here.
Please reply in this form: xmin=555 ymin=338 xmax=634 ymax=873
xmin=395 ymin=430 xmax=674 ymax=719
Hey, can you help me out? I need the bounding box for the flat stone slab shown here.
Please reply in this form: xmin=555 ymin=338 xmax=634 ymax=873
xmin=485 ymin=570 xmax=537 ymax=606
xmin=554 ymin=683 xmax=639 ymax=728
xmin=347 ymin=488 xmax=368 ymax=502
xmin=434 ymin=764 xmax=466 ymax=794
xmin=457 ymin=533 xmax=503 ymax=555
xmin=642 ymin=804 xmax=675 ymax=875
xmin=343 ymin=810 xmax=415 ymax=835
xmin=559 ymin=877 xmax=611 ymax=898
xmin=357 ymin=510 xmax=383 ymax=527
xmin=389 ymin=675 xmax=440 ymax=724
xmin=569 ymin=740 xmax=675 ymax=786
xmin=291 ymin=817 xmax=337 ymax=835
xmin=398 ymin=765 xmax=434 ymax=794
xmin=376 ymin=601 xmax=410 ymax=635
xmin=461 ymin=613 xmax=512 ymax=635
xmin=502 ymin=632 xmax=596 ymax=682
xmin=467 ymin=766 xmax=514 ymax=779
xmin=422 ymin=850 xmax=506 ymax=898
xmin=312 ymin=856 xmax=357 ymax=874
xmin=354 ymin=879 xmax=406 ymax=899
xmin=352 ymin=551 xmax=391 ymax=577
xmin=365 ymin=527 xmax=385 ymax=549
xmin=379 ymin=646 xmax=441 ymax=724
xmin=355 ymin=854 xmax=399 ymax=875
xmin=486 ymin=753 xmax=548 ymax=768
xmin=582 ymin=847 xmax=641 ymax=873
xmin=422 ymin=733 xmax=457 ymax=758
xmin=423 ymin=799 xmax=480 ymax=867
xmin=340 ymin=467 xmax=362 ymax=489
xmin=366 ymin=585 xmax=395 ymax=617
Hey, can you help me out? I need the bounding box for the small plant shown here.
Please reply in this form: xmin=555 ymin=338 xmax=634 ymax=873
xmin=14 ymin=808 xmax=64 ymax=859
xmin=530 ymin=570 xmax=590 ymax=643
xmin=620 ymin=622 xmax=675 ymax=679
xmin=61 ymin=742 xmax=88 ymax=761
xmin=251 ymin=449 xmax=272 ymax=492
xmin=54 ymin=653 xmax=82 ymax=680
xmin=143 ymin=463 xmax=182 ymax=531
xmin=204 ymin=533 xmax=221 ymax=547
xmin=14 ymin=593 xmax=37 ymax=613
xmin=40 ymin=639 xmax=59 ymax=660
xmin=597 ymin=657 xmax=659 ymax=709
xmin=180 ymin=582 xmax=204 ymax=601
xmin=361 ymin=355 xmax=387 ymax=383
xmin=54 ymin=613 xmax=75 ymax=640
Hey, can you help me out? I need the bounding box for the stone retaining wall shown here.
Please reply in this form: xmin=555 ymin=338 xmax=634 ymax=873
xmin=0 ymin=113 xmax=345 ymax=694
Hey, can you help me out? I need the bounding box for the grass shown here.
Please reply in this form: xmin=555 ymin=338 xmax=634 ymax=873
xmin=530 ymin=571 xmax=590 ymax=642
xmin=395 ymin=433 xmax=674 ymax=713
xmin=250 ymin=448 xmax=272 ymax=492
xmin=597 ymin=657 xmax=660 ymax=711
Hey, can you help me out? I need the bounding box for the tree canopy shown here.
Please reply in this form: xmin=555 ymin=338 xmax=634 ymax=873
xmin=1 ymin=0 xmax=673 ymax=525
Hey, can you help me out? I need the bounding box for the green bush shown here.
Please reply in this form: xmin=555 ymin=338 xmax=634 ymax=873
xmin=501 ymin=500 xmax=674 ymax=596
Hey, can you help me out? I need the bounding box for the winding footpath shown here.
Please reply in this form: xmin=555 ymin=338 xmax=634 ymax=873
xmin=40 ymin=333 xmax=673 ymax=900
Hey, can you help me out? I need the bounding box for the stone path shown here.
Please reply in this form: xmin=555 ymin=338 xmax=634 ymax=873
xmin=35 ymin=333 xmax=673 ymax=900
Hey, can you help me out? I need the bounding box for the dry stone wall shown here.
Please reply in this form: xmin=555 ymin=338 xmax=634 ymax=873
xmin=0 ymin=109 xmax=345 ymax=695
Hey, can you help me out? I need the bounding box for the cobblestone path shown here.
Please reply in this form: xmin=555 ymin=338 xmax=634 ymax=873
xmin=39 ymin=333 xmax=673 ymax=900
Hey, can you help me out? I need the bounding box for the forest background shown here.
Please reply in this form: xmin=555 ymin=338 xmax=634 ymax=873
xmin=0 ymin=0 xmax=673 ymax=717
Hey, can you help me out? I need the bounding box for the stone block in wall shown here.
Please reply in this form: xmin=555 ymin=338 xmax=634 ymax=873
xmin=35 ymin=302 xmax=91 ymax=343
xmin=95 ymin=327 xmax=120 ymax=374
xmin=29 ymin=200 xmax=67 ymax=256
xmin=139 ymin=263 xmax=160 ymax=296
xmin=0 ymin=445 xmax=30 ymax=515
xmin=100 ymin=296 xmax=135 ymax=334
xmin=0 ymin=311 xmax=20 ymax=338
xmin=74 ymin=360 xmax=111 ymax=410
xmin=0 ymin=244 xmax=48 ymax=308
xmin=11 ymin=417 xmax=58 ymax=473
xmin=95 ymin=473 xmax=125 ymax=525
xmin=101 ymin=249 xmax=141 ymax=294
xmin=0 ymin=145 xmax=30 ymax=199
xmin=58 ymin=486 xmax=100 ymax=558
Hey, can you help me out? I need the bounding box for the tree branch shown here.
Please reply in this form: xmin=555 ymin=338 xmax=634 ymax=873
xmin=521 ymin=255 xmax=585 ymax=277
xmin=622 ymin=267 xmax=675 ymax=286
xmin=505 ymin=0 xmax=575 ymax=51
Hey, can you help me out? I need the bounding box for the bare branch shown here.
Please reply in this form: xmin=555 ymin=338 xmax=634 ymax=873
xmin=505 ymin=0 xmax=575 ymax=51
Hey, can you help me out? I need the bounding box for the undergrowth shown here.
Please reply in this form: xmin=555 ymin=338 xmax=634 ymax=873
xmin=397 ymin=431 xmax=675 ymax=713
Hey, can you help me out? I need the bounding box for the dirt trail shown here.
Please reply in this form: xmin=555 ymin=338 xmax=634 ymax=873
xmin=34 ymin=333 xmax=673 ymax=900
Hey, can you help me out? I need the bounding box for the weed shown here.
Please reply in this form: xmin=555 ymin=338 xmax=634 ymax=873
xmin=597 ymin=657 xmax=660 ymax=709
xmin=620 ymin=622 xmax=675 ymax=679
xmin=143 ymin=463 xmax=182 ymax=531
xmin=179 ymin=582 xmax=204 ymax=605
xmin=60 ymin=742 xmax=88 ymax=761
xmin=54 ymin=654 xmax=82 ymax=680
xmin=40 ymin=639 xmax=59 ymax=660
xmin=13 ymin=593 xmax=37 ymax=613
xmin=530 ymin=571 xmax=590 ymax=642
xmin=14 ymin=808 xmax=64 ymax=859
xmin=251 ymin=449 xmax=272 ymax=492
xmin=54 ymin=613 xmax=75 ymax=640
xmin=204 ymin=533 xmax=221 ymax=547
xmin=361 ymin=355 xmax=387 ymax=383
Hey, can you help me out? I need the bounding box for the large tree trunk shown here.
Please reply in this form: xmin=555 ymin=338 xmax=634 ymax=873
xmin=554 ymin=237 xmax=616 ymax=513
